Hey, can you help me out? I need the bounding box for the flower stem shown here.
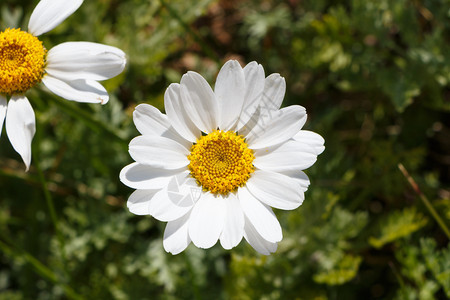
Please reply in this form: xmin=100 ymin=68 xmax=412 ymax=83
xmin=388 ymin=261 xmax=408 ymax=298
xmin=0 ymin=235 xmax=82 ymax=300
xmin=47 ymin=95 xmax=127 ymax=145
xmin=33 ymin=146 xmax=68 ymax=269
xmin=398 ymin=163 xmax=450 ymax=239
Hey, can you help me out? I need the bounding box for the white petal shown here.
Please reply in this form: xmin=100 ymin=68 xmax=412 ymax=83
xmin=147 ymin=186 xmax=195 ymax=222
xmin=0 ymin=95 xmax=6 ymax=137
xmin=260 ymin=73 xmax=286 ymax=112
xmin=133 ymin=104 xmax=169 ymax=135
xmin=219 ymin=193 xmax=244 ymax=250
xmin=253 ymin=140 xmax=318 ymax=172
xmin=246 ymin=170 xmax=303 ymax=210
xmin=188 ymin=193 xmax=226 ymax=249
xmin=164 ymin=83 xmax=201 ymax=143
xmin=5 ymin=95 xmax=35 ymax=171
xmin=127 ymin=189 xmax=158 ymax=215
xmin=128 ymin=135 xmax=189 ymax=169
xmin=165 ymin=171 xmax=203 ymax=205
xmin=147 ymin=172 xmax=199 ymax=221
xmin=46 ymin=42 xmax=126 ymax=81
xmin=239 ymin=187 xmax=282 ymax=243
xmin=293 ymin=130 xmax=325 ymax=155
xmin=126 ymin=173 xmax=198 ymax=222
xmin=246 ymin=105 xmax=307 ymax=149
xmin=279 ymin=170 xmax=310 ymax=192
xmin=237 ymin=103 xmax=263 ymax=137
xmin=180 ymin=71 xmax=219 ymax=133
xmin=163 ymin=212 xmax=192 ymax=255
xmin=215 ymin=60 xmax=245 ymax=131
xmin=243 ymin=215 xmax=278 ymax=255
xmin=42 ymin=76 xmax=109 ymax=104
xmin=28 ymin=0 xmax=83 ymax=36
xmin=119 ymin=162 xmax=182 ymax=190
xmin=133 ymin=104 xmax=190 ymax=149
xmin=236 ymin=62 xmax=265 ymax=131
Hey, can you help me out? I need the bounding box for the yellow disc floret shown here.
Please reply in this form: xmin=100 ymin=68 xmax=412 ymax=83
xmin=0 ymin=28 xmax=47 ymax=95
xmin=188 ymin=130 xmax=255 ymax=195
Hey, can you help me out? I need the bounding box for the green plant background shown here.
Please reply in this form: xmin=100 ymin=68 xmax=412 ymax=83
xmin=1 ymin=0 xmax=449 ymax=299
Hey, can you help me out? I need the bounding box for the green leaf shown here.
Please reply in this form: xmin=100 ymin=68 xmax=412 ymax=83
xmin=313 ymin=254 xmax=362 ymax=286
xmin=420 ymin=238 xmax=450 ymax=297
xmin=377 ymin=69 xmax=421 ymax=112
xmin=369 ymin=207 xmax=428 ymax=249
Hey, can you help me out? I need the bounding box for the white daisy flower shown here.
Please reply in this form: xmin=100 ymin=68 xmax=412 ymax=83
xmin=0 ymin=0 xmax=126 ymax=170
xmin=120 ymin=60 xmax=324 ymax=255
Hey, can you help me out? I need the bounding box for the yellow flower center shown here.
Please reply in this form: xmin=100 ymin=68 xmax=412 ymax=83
xmin=0 ymin=28 xmax=47 ymax=95
xmin=188 ymin=130 xmax=255 ymax=195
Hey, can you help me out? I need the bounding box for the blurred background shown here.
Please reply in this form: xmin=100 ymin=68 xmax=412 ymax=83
xmin=1 ymin=0 xmax=449 ymax=299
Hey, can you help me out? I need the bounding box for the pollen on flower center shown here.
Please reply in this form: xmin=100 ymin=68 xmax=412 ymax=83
xmin=0 ymin=28 xmax=47 ymax=95
xmin=188 ymin=130 xmax=255 ymax=195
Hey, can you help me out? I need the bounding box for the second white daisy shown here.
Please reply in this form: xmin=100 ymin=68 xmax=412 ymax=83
xmin=0 ymin=0 xmax=126 ymax=170
xmin=120 ymin=60 xmax=324 ymax=255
